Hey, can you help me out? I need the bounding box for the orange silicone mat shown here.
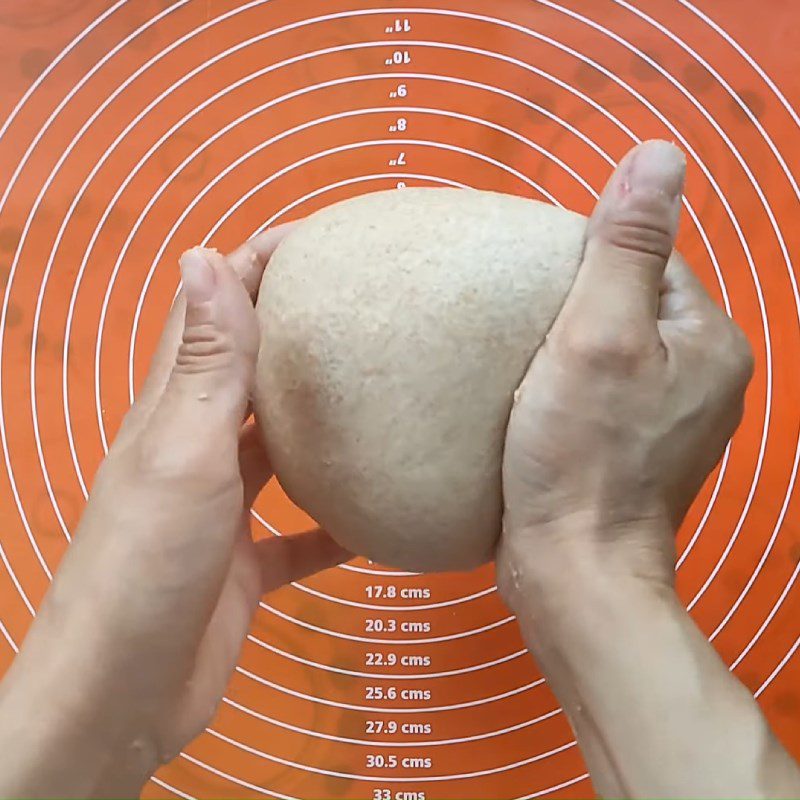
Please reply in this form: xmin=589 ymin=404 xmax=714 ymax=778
xmin=0 ymin=1 xmax=799 ymax=798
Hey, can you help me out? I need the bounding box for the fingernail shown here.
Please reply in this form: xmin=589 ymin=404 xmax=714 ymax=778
xmin=179 ymin=248 xmax=217 ymax=304
xmin=627 ymin=140 xmax=686 ymax=201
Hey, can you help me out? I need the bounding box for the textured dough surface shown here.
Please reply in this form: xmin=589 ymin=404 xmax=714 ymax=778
xmin=255 ymin=188 xmax=586 ymax=572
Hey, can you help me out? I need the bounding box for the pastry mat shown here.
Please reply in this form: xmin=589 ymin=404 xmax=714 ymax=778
xmin=0 ymin=1 xmax=798 ymax=797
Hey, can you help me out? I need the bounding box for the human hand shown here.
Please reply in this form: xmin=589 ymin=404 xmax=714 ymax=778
xmin=498 ymin=139 xmax=754 ymax=595
xmin=0 ymin=229 xmax=350 ymax=798
xmin=494 ymin=140 xmax=771 ymax=800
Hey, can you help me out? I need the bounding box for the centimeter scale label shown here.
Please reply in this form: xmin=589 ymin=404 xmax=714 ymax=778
xmin=363 ymin=576 xmax=433 ymax=800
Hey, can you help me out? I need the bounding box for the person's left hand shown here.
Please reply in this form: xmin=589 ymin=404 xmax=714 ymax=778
xmin=0 ymin=229 xmax=350 ymax=799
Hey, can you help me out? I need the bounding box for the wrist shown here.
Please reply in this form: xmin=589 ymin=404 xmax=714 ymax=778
xmin=497 ymin=509 xmax=677 ymax=619
xmin=497 ymin=529 xmax=686 ymax=689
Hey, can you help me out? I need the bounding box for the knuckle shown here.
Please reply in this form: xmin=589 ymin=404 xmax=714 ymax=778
xmin=132 ymin=429 xmax=228 ymax=488
xmin=701 ymin=315 xmax=754 ymax=397
xmin=132 ymin=432 xmax=184 ymax=483
xmin=599 ymin=205 xmax=674 ymax=262
xmin=560 ymin=325 xmax=650 ymax=374
xmin=175 ymin=323 xmax=236 ymax=375
xmin=727 ymin=323 xmax=755 ymax=387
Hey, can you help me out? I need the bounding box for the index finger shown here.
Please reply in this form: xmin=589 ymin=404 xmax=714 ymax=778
xmin=225 ymin=221 xmax=297 ymax=298
xmin=256 ymin=530 xmax=352 ymax=594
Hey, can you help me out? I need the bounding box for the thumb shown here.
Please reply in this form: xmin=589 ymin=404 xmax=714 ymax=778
xmin=143 ymin=248 xmax=259 ymax=466
xmin=558 ymin=140 xmax=686 ymax=339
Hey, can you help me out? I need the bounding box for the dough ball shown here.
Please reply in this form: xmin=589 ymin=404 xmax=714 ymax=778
xmin=254 ymin=188 xmax=586 ymax=572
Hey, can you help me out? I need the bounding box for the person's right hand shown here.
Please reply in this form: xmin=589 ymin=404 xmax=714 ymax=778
xmin=498 ymin=139 xmax=754 ymax=593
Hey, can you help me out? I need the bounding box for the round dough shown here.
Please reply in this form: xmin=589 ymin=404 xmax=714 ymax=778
xmin=255 ymin=188 xmax=586 ymax=572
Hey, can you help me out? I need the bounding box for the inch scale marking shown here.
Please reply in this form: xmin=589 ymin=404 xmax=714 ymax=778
xmin=384 ymin=17 xmax=412 ymax=190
